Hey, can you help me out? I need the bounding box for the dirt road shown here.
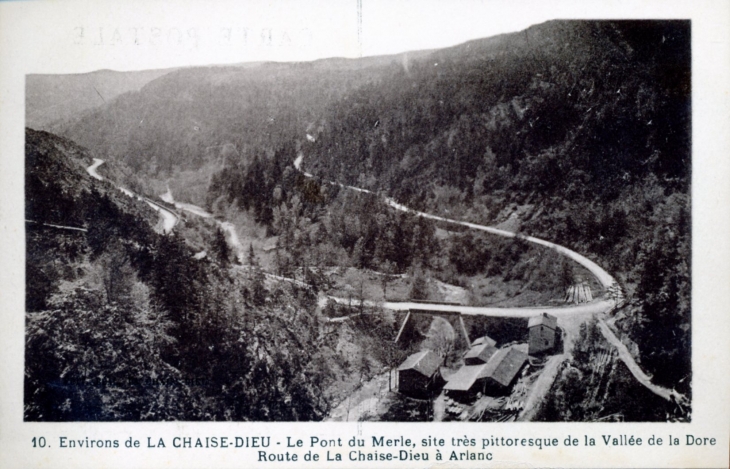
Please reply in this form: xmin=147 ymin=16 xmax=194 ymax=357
xmin=295 ymin=151 xmax=686 ymax=407
xmin=86 ymin=159 xmax=178 ymax=233
xmin=517 ymin=354 xmax=567 ymax=421
xmin=25 ymin=220 xmax=87 ymax=232
xmin=86 ymin=158 xmax=105 ymax=180
xmin=323 ymin=295 xmax=616 ymax=318
xmin=597 ymin=319 xmax=688 ymax=405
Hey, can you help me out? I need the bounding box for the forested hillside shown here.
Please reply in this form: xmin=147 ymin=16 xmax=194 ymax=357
xmin=25 ymin=129 xmax=403 ymax=421
xmin=304 ymin=21 xmax=691 ymax=391
xmin=46 ymin=54 xmax=431 ymax=177
xmin=26 ymin=68 xmax=176 ymax=130
xmin=36 ymin=20 xmax=691 ymax=400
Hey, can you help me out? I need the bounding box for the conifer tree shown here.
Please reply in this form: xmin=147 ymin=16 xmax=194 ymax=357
xmin=212 ymin=227 xmax=232 ymax=266
xmin=246 ymin=243 xmax=266 ymax=305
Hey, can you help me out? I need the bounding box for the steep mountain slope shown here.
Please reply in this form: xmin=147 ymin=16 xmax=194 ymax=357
xmin=36 ymin=20 xmax=691 ymax=395
xmin=45 ymin=52 xmax=430 ymax=178
xmin=26 ymin=68 xmax=176 ymax=130
xmin=308 ymin=21 xmax=689 ymax=201
xmin=303 ymin=20 xmax=691 ymax=391
xmin=25 ymin=128 xmax=402 ymax=421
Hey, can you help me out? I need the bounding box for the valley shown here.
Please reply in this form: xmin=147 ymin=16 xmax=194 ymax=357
xmin=24 ymin=20 xmax=690 ymax=422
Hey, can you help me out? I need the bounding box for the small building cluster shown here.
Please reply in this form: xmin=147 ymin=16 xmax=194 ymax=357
xmin=397 ymin=312 xmax=559 ymax=399
xmin=443 ymin=343 xmax=528 ymax=398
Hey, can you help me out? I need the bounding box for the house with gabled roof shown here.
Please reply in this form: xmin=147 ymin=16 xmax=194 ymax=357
xmin=444 ymin=346 xmax=528 ymax=399
xmin=528 ymin=312 xmax=558 ymax=355
xmin=480 ymin=347 xmax=529 ymax=390
xmin=463 ymin=335 xmax=497 ymax=365
xmin=397 ymin=350 xmax=444 ymax=395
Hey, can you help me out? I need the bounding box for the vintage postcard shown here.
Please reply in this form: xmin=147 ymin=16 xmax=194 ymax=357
xmin=1 ymin=0 xmax=728 ymax=468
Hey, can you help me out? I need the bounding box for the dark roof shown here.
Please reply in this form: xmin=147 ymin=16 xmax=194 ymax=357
xmin=463 ymin=342 xmax=498 ymax=365
xmin=444 ymin=346 xmax=528 ymax=392
xmin=528 ymin=312 xmax=558 ymax=330
xmin=397 ymin=350 xmax=443 ymax=378
xmin=479 ymin=347 xmax=529 ymax=387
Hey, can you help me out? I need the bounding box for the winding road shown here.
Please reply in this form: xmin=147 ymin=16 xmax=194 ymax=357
xmin=158 ymin=186 xmax=245 ymax=263
xmin=295 ymin=154 xmax=618 ymax=293
xmin=86 ymin=158 xmax=179 ymax=233
xmin=294 ymin=152 xmax=686 ymax=406
xmin=88 ymin=160 xmax=244 ymax=263
xmin=81 ymin=153 xmax=685 ymax=407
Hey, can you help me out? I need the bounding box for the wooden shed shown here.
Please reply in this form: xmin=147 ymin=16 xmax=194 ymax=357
xmin=397 ymin=350 xmax=444 ymax=396
xmin=479 ymin=347 xmax=529 ymax=392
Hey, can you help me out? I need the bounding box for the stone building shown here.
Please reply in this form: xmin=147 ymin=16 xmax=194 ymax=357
xmin=528 ymin=312 xmax=558 ymax=355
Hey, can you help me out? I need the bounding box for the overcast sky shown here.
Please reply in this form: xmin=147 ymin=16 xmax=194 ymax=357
xmin=0 ymin=0 xmax=702 ymax=74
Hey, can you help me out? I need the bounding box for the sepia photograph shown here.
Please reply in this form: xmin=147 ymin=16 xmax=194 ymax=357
xmin=24 ymin=19 xmax=690 ymax=423
xmin=2 ymin=1 xmax=729 ymax=468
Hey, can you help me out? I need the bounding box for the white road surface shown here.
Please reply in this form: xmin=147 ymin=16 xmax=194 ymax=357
xmin=85 ymin=159 xmax=178 ymax=233
xmin=86 ymin=158 xmax=105 ymax=180
xmin=83 ymin=153 xmax=681 ymax=406
xmin=25 ymin=220 xmax=88 ymax=232
xmin=295 ymin=151 xmax=688 ymax=405
xmin=323 ymin=295 xmax=614 ymax=318
xmin=159 ymin=188 xmax=242 ymax=260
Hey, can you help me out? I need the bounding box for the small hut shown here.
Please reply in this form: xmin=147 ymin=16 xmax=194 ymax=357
xmin=479 ymin=347 xmax=529 ymax=393
xmin=397 ymin=350 xmax=443 ymax=395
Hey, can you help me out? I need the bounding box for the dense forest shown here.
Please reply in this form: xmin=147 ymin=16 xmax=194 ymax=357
xmin=44 ymin=54 xmax=432 ymax=177
xmin=302 ymin=21 xmax=691 ymax=391
xmin=25 ymin=129 xmax=405 ymax=420
xmin=203 ymin=145 xmax=574 ymax=304
xmin=28 ymin=20 xmax=691 ymax=418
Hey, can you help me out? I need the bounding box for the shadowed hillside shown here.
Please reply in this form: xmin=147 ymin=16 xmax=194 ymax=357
xmin=25 ymin=128 xmax=402 ymax=421
xmin=28 ymin=20 xmax=692 ymax=418
xmin=26 ymin=68 xmax=177 ymax=130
